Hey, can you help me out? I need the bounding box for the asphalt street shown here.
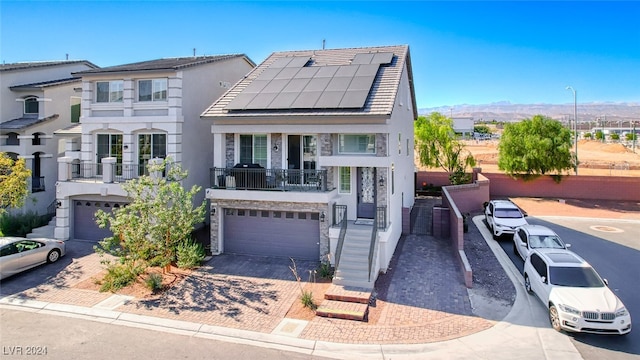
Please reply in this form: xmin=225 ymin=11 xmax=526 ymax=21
xmin=0 ymin=308 xmax=331 ymax=360
xmin=492 ymin=216 xmax=639 ymax=360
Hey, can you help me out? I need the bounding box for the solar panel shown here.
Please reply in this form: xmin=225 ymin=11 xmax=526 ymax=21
xmin=291 ymin=90 xmax=322 ymax=108
xmin=339 ymin=90 xmax=370 ymax=108
xmin=224 ymin=52 xmax=395 ymax=111
xmin=372 ymin=52 xmax=394 ymax=65
xmin=352 ymin=53 xmax=374 ymax=65
xmin=314 ymin=90 xmax=346 ymax=108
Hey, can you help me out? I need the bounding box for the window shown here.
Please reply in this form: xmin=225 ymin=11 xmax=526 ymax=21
xmin=24 ymin=96 xmax=39 ymax=115
xmin=138 ymin=79 xmax=167 ymax=102
xmin=398 ymin=133 xmax=402 ymax=155
xmin=97 ymin=134 xmax=123 ymax=167
xmin=96 ymin=81 xmax=123 ymax=103
xmin=6 ymin=133 xmax=19 ymax=146
xmin=138 ymin=133 xmax=166 ymax=175
xmin=339 ymin=167 xmax=351 ymax=193
xmin=32 ymin=132 xmax=43 ymax=146
xmin=239 ymin=134 xmax=267 ymax=167
xmin=70 ymin=97 xmax=81 ymax=123
xmin=338 ymin=134 xmax=375 ymax=154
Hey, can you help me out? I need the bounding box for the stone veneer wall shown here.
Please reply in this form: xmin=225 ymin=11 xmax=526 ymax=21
xmin=209 ymin=199 xmax=331 ymax=261
xmin=376 ymin=133 xmax=388 ymax=157
xmin=225 ymin=134 xmax=234 ymax=168
xmin=271 ymin=133 xmax=282 ymax=169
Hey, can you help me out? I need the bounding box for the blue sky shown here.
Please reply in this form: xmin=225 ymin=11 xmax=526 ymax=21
xmin=1 ymin=1 xmax=638 ymax=108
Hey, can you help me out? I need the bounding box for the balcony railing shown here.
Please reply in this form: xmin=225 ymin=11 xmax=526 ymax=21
xmin=31 ymin=176 xmax=45 ymax=192
xmin=70 ymin=163 xmax=151 ymax=183
xmin=209 ymin=167 xmax=328 ymax=192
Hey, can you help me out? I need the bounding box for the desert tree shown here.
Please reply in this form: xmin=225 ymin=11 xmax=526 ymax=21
xmin=415 ymin=112 xmax=476 ymax=184
xmin=498 ymin=115 xmax=574 ymax=178
xmin=94 ymin=158 xmax=206 ymax=290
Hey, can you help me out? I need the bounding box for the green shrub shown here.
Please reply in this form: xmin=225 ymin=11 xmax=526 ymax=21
xmin=176 ymin=239 xmax=205 ymax=269
xmin=300 ymin=290 xmax=316 ymax=310
xmin=99 ymin=264 xmax=140 ymax=292
xmin=318 ymin=262 xmax=334 ymax=280
xmin=0 ymin=211 xmax=50 ymax=237
xmin=144 ymin=273 xmax=163 ymax=292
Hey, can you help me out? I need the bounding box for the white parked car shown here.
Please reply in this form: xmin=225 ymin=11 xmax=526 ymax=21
xmin=513 ymin=224 xmax=569 ymax=260
xmin=0 ymin=237 xmax=66 ymax=280
xmin=484 ymin=199 xmax=528 ymax=239
xmin=524 ymin=249 xmax=632 ymax=335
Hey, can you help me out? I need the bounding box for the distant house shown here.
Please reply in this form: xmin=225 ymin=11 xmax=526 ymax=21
xmin=201 ymin=45 xmax=417 ymax=288
xmin=0 ymin=60 xmax=98 ymax=216
xmin=452 ymin=117 xmax=474 ymax=138
xmin=53 ymin=55 xmax=255 ymax=241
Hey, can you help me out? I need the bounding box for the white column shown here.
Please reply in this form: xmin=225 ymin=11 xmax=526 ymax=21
xmin=58 ymin=156 xmax=72 ymax=181
xmin=102 ymin=157 xmax=116 ymax=183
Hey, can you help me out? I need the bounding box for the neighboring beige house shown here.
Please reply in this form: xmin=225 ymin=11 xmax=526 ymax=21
xmin=54 ymin=55 xmax=255 ymax=241
xmin=0 ymin=60 xmax=98 ymax=216
xmin=201 ymin=45 xmax=417 ymax=288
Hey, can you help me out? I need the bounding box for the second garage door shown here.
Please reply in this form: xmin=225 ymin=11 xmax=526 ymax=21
xmin=224 ymin=209 xmax=320 ymax=260
xmin=74 ymin=200 xmax=127 ymax=241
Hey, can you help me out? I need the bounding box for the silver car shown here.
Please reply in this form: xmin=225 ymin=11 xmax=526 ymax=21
xmin=0 ymin=237 xmax=66 ymax=280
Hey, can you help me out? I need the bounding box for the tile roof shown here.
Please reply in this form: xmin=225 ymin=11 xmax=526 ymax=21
xmin=74 ymin=55 xmax=254 ymax=75
xmin=10 ymin=77 xmax=82 ymax=90
xmin=54 ymin=123 xmax=82 ymax=136
xmin=0 ymin=60 xmax=98 ymax=72
xmin=0 ymin=114 xmax=59 ymax=131
xmin=201 ymin=45 xmax=416 ymax=119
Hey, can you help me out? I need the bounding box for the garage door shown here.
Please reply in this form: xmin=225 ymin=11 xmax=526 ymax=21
xmin=74 ymin=200 xmax=127 ymax=241
xmin=224 ymin=209 xmax=320 ymax=260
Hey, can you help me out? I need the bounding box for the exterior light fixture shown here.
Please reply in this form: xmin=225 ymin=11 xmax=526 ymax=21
xmin=320 ymin=211 xmax=326 ymax=222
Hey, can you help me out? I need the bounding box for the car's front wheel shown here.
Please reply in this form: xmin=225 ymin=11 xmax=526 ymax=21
xmin=524 ymin=274 xmax=533 ymax=294
xmin=549 ymin=304 xmax=562 ymax=332
xmin=47 ymin=249 xmax=61 ymax=263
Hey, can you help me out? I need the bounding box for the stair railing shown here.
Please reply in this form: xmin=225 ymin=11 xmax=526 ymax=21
xmin=368 ymin=214 xmax=380 ymax=282
xmin=333 ymin=204 xmax=348 ymax=270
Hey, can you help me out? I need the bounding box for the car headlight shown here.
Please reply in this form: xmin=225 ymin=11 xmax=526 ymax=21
xmin=616 ymin=307 xmax=628 ymax=317
xmin=558 ymin=304 xmax=581 ymax=316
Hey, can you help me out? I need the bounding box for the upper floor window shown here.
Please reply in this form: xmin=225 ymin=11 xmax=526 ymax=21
xmin=70 ymin=97 xmax=81 ymax=123
xmin=32 ymin=132 xmax=44 ymax=146
xmin=24 ymin=96 xmax=39 ymax=115
xmin=239 ymin=134 xmax=267 ymax=167
xmin=96 ymin=81 xmax=123 ymax=103
xmin=138 ymin=79 xmax=167 ymax=102
xmin=6 ymin=133 xmax=19 ymax=146
xmin=338 ymin=134 xmax=375 ymax=154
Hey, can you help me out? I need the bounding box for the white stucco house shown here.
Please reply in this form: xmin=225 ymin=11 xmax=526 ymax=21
xmin=53 ymin=55 xmax=255 ymax=241
xmin=201 ymin=45 xmax=417 ymax=288
xmin=0 ymin=60 xmax=98 ymax=216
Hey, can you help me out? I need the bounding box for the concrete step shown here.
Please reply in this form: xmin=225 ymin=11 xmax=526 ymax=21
xmin=324 ymin=284 xmax=372 ymax=304
xmin=316 ymin=299 xmax=368 ymax=321
xmin=333 ymin=275 xmax=373 ymax=288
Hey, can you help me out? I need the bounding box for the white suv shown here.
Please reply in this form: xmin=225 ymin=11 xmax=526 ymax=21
xmin=513 ymin=224 xmax=569 ymax=260
xmin=524 ymin=249 xmax=632 ymax=335
xmin=484 ymin=200 xmax=528 ymax=239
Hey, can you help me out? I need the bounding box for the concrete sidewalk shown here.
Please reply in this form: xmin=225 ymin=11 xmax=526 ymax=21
xmin=0 ymin=215 xmax=583 ymax=359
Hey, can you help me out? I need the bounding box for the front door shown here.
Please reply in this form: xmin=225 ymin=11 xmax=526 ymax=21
xmin=357 ymin=167 xmax=376 ymax=219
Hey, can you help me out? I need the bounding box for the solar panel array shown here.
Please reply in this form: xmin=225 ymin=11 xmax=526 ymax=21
xmin=225 ymin=52 xmax=394 ymax=111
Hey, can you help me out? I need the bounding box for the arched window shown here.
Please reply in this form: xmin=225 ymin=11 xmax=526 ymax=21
xmin=24 ymin=96 xmax=39 ymax=115
xmin=32 ymin=132 xmax=44 ymax=146
xmin=7 ymin=132 xmax=19 ymax=146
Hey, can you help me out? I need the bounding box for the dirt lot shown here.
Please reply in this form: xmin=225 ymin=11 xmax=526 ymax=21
xmin=458 ymin=139 xmax=640 ymax=176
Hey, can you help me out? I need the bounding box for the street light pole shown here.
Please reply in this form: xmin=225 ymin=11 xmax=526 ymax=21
xmin=566 ymin=86 xmax=578 ymax=175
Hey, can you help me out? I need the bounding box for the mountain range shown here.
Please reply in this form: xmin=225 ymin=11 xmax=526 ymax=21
xmin=420 ymin=102 xmax=640 ymax=124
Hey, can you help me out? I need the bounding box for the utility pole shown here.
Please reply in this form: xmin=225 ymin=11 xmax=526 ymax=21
xmin=566 ymin=86 xmax=578 ymax=175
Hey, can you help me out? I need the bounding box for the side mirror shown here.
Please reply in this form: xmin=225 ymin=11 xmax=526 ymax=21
xmin=541 ymin=276 xmax=547 ymax=284
xmin=603 ymin=279 xmax=609 ymax=286
xmin=565 ymin=244 xmax=571 ymax=248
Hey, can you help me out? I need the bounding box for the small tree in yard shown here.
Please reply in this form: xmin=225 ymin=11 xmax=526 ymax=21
xmin=498 ymin=115 xmax=574 ymax=179
xmin=95 ymin=158 xmax=206 ymax=291
xmin=0 ymin=153 xmax=31 ymax=217
xmin=415 ymin=112 xmax=476 ymax=185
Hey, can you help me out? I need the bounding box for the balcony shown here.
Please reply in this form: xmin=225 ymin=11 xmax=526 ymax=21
xmin=210 ymin=166 xmax=328 ymax=192
xmin=70 ymin=163 xmax=149 ymax=183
